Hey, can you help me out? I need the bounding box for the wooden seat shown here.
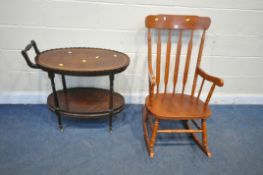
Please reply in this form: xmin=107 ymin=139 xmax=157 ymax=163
xmin=143 ymin=14 xmax=224 ymax=158
xmin=145 ymin=94 xmax=211 ymax=120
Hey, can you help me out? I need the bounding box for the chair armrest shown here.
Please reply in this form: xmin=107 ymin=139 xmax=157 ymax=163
xmin=196 ymin=67 xmax=224 ymax=87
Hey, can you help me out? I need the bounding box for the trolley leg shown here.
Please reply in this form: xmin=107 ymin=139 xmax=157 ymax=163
xmin=48 ymin=72 xmax=63 ymax=132
xmin=109 ymin=74 xmax=114 ymax=133
xmin=61 ymin=74 xmax=67 ymax=92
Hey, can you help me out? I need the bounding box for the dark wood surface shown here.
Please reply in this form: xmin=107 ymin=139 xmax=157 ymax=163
xmin=36 ymin=48 xmax=130 ymax=76
xmin=47 ymin=88 xmax=125 ymax=118
xmin=21 ymin=43 xmax=129 ymax=130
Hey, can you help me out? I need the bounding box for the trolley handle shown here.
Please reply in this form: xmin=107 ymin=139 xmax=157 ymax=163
xmin=21 ymin=40 xmax=40 ymax=69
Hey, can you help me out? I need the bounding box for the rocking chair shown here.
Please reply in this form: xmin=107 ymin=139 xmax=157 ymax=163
xmin=143 ymin=14 xmax=224 ymax=158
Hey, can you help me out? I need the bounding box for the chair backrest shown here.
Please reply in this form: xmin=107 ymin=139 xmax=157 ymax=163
xmin=145 ymin=14 xmax=211 ymax=95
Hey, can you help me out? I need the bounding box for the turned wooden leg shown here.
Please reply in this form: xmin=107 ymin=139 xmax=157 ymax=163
xmin=202 ymin=119 xmax=208 ymax=148
xmin=109 ymin=74 xmax=114 ymax=133
xmin=202 ymin=119 xmax=212 ymax=157
xmin=48 ymin=72 xmax=63 ymax=132
xmin=149 ymin=119 xmax=159 ymax=158
xmin=143 ymin=107 xmax=159 ymax=158
xmin=143 ymin=107 xmax=151 ymax=156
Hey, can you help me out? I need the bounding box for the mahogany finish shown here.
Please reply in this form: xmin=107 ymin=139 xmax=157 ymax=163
xmin=143 ymin=14 xmax=224 ymax=158
xmin=22 ymin=43 xmax=129 ymax=132
xmin=36 ymin=48 xmax=129 ymax=76
xmin=47 ymin=88 xmax=124 ymax=118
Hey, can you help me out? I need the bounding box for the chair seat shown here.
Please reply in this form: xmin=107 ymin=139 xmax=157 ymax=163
xmin=145 ymin=93 xmax=211 ymax=120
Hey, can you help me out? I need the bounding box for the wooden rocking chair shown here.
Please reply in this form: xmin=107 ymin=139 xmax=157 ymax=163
xmin=143 ymin=14 xmax=224 ymax=158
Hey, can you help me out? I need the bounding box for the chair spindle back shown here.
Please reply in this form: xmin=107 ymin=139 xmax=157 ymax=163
xmin=146 ymin=15 xmax=211 ymax=96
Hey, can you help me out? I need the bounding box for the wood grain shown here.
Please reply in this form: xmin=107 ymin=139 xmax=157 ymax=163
xmin=173 ymin=30 xmax=182 ymax=93
xmin=182 ymin=30 xmax=194 ymax=94
xmin=47 ymin=88 xmax=125 ymax=118
xmin=164 ymin=30 xmax=172 ymax=93
xmin=156 ymin=30 xmax=161 ymax=93
xmin=145 ymin=93 xmax=211 ymax=120
xmin=191 ymin=30 xmax=207 ymax=96
xmin=145 ymin=15 xmax=211 ymax=30
xmin=36 ymin=48 xmax=130 ymax=76
xmin=144 ymin=14 xmax=223 ymax=158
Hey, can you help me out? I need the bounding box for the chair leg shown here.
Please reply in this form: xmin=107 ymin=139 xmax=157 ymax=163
xmin=143 ymin=107 xmax=159 ymax=158
xmin=201 ymin=119 xmax=212 ymax=157
xmin=186 ymin=120 xmax=212 ymax=157
xmin=143 ymin=107 xmax=151 ymax=156
xmin=143 ymin=107 xmax=150 ymax=155
xmin=149 ymin=119 xmax=159 ymax=158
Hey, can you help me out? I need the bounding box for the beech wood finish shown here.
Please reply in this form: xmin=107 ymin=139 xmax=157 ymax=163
xmin=143 ymin=15 xmax=224 ymax=158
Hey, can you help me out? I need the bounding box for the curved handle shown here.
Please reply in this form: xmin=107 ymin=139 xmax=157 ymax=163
xmin=21 ymin=40 xmax=40 ymax=69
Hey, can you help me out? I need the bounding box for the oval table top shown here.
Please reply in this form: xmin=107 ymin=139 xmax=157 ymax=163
xmin=36 ymin=48 xmax=130 ymax=76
